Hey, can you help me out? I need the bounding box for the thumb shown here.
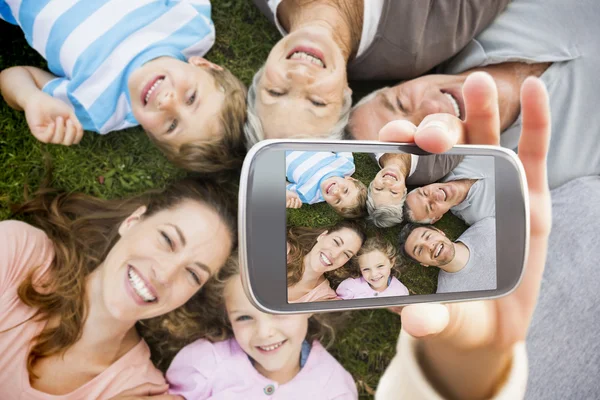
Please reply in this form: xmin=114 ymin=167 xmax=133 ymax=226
xmin=400 ymin=303 xmax=450 ymax=338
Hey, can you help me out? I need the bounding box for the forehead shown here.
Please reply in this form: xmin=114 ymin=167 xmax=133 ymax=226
xmin=359 ymin=250 xmax=388 ymax=264
xmin=325 ymin=227 xmax=360 ymax=244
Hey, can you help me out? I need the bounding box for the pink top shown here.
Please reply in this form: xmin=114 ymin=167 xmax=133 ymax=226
xmin=167 ymin=338 xmax=357 ymax=399
xmin=336 ymin=276 xmax=409 ymax=299
xmin=0 ymin=221 xmax=165 ymax=400
xmin=289 ymin=279 xmax=338 ymax=303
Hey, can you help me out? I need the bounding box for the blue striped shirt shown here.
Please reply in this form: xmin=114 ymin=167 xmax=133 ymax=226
xmin=1 ymin=0 xmax=215 ymax=134
xmin=286 ymin=151 xmax=356 ymax=204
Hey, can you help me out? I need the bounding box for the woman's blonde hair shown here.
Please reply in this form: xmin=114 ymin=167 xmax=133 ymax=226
xmin=286 ymin=220 xmax=366 ymax=287
xmin=10 ymin=178 xmax=237 ymax=377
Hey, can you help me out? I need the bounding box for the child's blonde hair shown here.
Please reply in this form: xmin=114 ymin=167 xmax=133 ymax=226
xmin=208 ymin=256 xmax=346 ymax=349
xmin=148 ymin=66 xmax=247 ymax=174
xmin=344 ymin=236 xmax=402 ymax=282
xmin=332 ymin=179 xmax=368 ymax=219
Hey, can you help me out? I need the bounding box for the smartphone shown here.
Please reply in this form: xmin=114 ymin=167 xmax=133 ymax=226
xmin=238 ymin=140 xmax=529 ymax=313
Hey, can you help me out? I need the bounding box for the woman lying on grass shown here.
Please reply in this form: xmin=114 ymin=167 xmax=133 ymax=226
xmin=286 ymin=220 xmax=366 ymax=303
xmin=0 ymin=178 xmax=236 ymax=399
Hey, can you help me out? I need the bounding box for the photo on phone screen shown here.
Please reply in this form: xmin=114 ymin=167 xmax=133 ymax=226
xmin=285 ymin=151 xmax=496 ymax=304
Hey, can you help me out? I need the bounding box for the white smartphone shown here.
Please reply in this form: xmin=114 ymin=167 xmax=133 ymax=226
xmin=238 ymin=140 xmax=529 ymax=313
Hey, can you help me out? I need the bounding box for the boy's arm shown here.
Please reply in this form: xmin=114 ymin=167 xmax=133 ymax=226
xmin=0 ymin=66 xmax=83 ymax=145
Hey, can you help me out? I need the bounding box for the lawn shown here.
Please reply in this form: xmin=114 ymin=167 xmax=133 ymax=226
xmin=0 ymin=2 xmax=466 ymax=398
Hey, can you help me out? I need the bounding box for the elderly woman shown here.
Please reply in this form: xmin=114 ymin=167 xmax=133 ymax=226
xmin=347 ymin=0 xmax=600 ymax=191
xmin=245 ymin=0 xmax=510 ymax=146
xmin=286 ymin=220 xmax=366 ymax=303
xmin=0 ymin=179 xmax=236 ymax=399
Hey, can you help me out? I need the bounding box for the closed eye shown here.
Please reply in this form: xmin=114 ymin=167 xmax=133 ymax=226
xmin=267 ymin=89 xmax=284 ymax=97
xmin=310 ymin=98 xmax=326 ymax=107
xmin=396 ymin=96 xmax=406 ymax=112
xmin=187 ymin=91 xmax=197 ymax=106
xmin=160 ymin=231 xmax=173 ymax=250
xmin=334 ymin=239 xmax=341 ymax=246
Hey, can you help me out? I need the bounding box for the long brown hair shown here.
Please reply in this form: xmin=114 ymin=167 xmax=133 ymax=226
xmin=286 ymin=220 xmax=366 ymax=287
xmin=9 ymin=178 xmax=237 ymax=378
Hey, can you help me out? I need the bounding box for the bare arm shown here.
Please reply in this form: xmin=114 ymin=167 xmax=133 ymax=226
xmin=0 ymin=66 xmax=57 ymax=110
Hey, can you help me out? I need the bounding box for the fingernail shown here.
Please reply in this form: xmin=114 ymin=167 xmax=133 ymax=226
xmin=419 ymin=121 xmax=449 ymax=133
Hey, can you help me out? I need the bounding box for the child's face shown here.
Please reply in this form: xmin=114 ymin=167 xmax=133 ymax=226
xmin=128 ymin=56 xmax=225 ymax=148
xmin=320 ymin=176 xmax=359 ymax=212
xmin=358 ymin=250 xmax=393 ymax=291
xmin=225 ymin=275 xmax=310 ymax=384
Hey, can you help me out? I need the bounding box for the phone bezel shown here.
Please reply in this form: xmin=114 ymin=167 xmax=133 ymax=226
xmin=238 ymin=139 xmax=529 ymax=314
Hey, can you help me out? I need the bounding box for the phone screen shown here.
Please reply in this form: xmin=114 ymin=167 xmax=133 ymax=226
xmin=285 ymin=151 xmax=496 ymax=304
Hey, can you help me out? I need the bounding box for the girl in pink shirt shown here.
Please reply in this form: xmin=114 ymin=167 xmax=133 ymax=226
xmin=167 ymin=264 xmax=358 ymax=399
xmin=286 ymin=220 xmax=366 ymax=303
xmin=0 ymin=179 xmax=236 ymax=400
xmin=336 ymin=236 xmax=409 ymax=299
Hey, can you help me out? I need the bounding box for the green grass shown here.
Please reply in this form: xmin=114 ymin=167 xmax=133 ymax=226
xmin=0 ymin=3 xmax=466 ymax=398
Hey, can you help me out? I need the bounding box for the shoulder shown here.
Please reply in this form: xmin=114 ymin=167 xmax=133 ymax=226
xmin=390 ymin=277 xmax=409 ymax=294
xmin=306 ymin=342 xmax=358 ymax=398
xmin=0 ymin=220 xmax=55 ymax=294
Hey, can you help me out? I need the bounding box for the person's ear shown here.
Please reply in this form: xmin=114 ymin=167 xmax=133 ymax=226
xmin=390 ymin=257 xmax=396 ymax=266
xmin=118 ymin=206 xmax=147 ymax=236
xmin=344 ymin=86 xmax=353 ymax=98
xmin=420 ymin=262 xmax=428 ymax=267
xmin=188 ymin=56 xmax=223 ymax=71
xmin=316 ymin=230 xmax=329 ymax=242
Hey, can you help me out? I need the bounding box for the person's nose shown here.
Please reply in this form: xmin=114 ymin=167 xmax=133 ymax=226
xmin=255 ymin=316 xmax=276 ymax=339
xmin=152 ymin=258 xmax=180 ymax=287
xmin=286 ymin=65 xmax=315 ymax=85
xmin=158 ymin=90 xmax=177 ymax=112
xmin=411 ymin=98 xmax=442 ymax=125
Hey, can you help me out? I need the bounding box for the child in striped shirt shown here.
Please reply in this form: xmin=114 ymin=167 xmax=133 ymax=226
xmin=0 ymin=0 xmax=246 ymax=174
xmin=286 ymin=151 xmax=367 ymax=219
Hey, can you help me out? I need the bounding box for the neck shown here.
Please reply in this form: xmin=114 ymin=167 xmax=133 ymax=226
xmin=453 ymin=179 xmax=478 ymax=206
xmin=299 ymin=254 xmax=326 ymax=289
xmin=71 ymin=269 xmax=140 ymax=367
xmin=438 ymin=242 xmax=470 ymax=273
xmin=278 ymin=0 xmax=360 ymax=61
xmin=255 ymin=355 xmax=301 ymax=385
xmin=380 ymin=153 xmax=411 ymax=177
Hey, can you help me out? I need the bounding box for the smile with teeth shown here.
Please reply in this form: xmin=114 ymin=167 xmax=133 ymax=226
xmin=144 ymin=77 xmax=164 ymax=105
xmin=371 ymin=275 xmax=383 ymax=282
xmin=440 ymin=188 xmax=447 ymax=201
xmin=382 ymin=172 xmax=398 ymax=181
xmin=288 ymin=51 xmax=325 ymax=68
xmin=320 ymin=252 xmax=332 ymax=266
xmin=128 ymin=266 xmax=157 ymax=303
xmin=434 ymin=244 xmax=444 ymax=258
xmin=443 ymin=92 xmax=461 ymax=119
xmin=326 ymin=182 xmax=336 ymax=195
xmin=257 ymin=340 xmax=287 ymax=352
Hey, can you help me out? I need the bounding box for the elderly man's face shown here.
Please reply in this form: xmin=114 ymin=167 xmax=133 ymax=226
xmin=256 ymin=26 xmax=350 ymax=139
xmin=404 ymin=226 xmax=455 ymax=267
xmin=405 ymin=182 xmax=465 ymax=223
xmin=348 ymin=74 xmax=467 ymax=140
xmin=370 ymin=167 xmax=407 ymax=207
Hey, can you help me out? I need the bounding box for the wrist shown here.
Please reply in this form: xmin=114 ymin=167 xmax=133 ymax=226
xmin=418 ymin=338 xmax=513 ymax=400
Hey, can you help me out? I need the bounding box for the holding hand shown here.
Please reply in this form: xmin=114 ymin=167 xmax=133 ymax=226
xmin=381 ymin=74 xmax=552 ymax=399
xmin=108 ymin=383 xmax=183 ymax=400
xmin=24 ymin=91 xmax=84 ymax=146
xmin=286 ymin=190 xmax=302 ymax=209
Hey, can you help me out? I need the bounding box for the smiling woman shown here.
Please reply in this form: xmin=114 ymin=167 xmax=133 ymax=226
xmin=0 ymin=179 xmax=237 ymax=399
xmin=286 ymin=220 xmax=366 ymax=303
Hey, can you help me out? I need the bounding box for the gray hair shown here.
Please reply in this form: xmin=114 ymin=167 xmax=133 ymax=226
xmin=366 ymin=180 xmax=408 ymax=228
xmin=403 ymin=188 xmax=435 ymax=224
xmin=244 ymin=64 xmax=353 ymax=149
xmin=344 ymin=86 xmax=390 ymax=140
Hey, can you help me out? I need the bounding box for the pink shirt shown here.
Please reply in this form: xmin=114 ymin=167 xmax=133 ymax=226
xmin=0 ymin=221 xmax=165 ymax=399
xmin=289 ymin=279 xmax=339 ymax=303
xmin=336 ymin=277 xmax=409 ymax=299
xmin=167 ymin=339 xmax=358 ymax=399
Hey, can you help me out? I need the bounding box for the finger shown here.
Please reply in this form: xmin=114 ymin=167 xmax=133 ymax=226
xmin=462 ymin=71 xmax=501 ymax=145
xmin=36 ymin=122 xmax=55 ymax=144
xmin=63 ymin=119 xmax=76 ymax=146
xmin=115 ymin=383 xmax=169 ymax=397
xmin=73 ymin=117 xmax=84 ymax=144
xmin=414 ymin=114 xmax=463 ymax=153
xmin=387 ymin=306 xmax=404 ymax=316
xmin=295 ymin=199 xmax=302 ymax=208
xmin=378 ymin=120 xmax=418 ymax=143
xmin=51 ymin=116 xmax=66 ymax=145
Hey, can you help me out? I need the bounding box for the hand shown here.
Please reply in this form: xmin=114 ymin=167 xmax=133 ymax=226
xmin=382 ymin=75 xmax=552 ymax=399
xmin=379 ymin=72 xmax=501 ymax=154
xmin=108 ymin=383 xmax=184 ymax=400
xmin=23 ymin=91 xmax=84 ymax=145
xmin=286 ymin=190 xmax=302 ymax=209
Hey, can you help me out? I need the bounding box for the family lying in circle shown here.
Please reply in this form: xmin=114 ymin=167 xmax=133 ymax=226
xmin=285 ymin=150 xmax=497 ymax=302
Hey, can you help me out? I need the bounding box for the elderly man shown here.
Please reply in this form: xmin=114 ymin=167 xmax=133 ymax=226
xmin=398 ymin=218 xmax=496 ymax=293
xmin=404 ymin=155 xmax=495 ymax=225
xmin=367 ymin=152 xmax=463 ymax=228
